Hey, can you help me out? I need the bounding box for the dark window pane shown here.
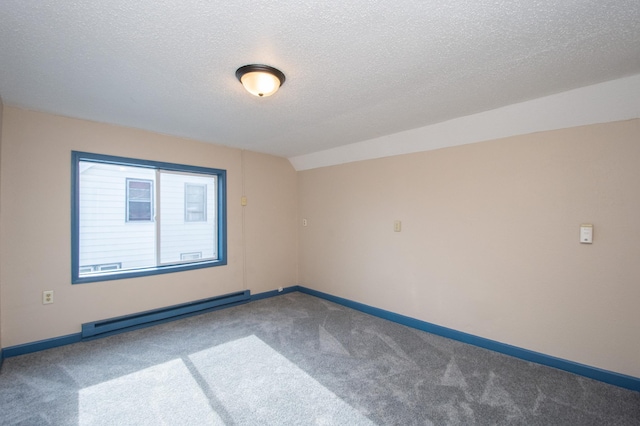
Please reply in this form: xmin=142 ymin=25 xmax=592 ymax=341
xmin=129 ymin=201 xmax=152 ymax=221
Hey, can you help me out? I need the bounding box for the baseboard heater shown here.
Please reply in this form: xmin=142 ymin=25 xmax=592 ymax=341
xmin=81 ymin=290 xmax=250 ymax=340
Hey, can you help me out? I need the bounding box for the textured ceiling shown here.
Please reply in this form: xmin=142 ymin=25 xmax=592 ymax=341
xmin=1 ymin=1 xmax=639 ymax=158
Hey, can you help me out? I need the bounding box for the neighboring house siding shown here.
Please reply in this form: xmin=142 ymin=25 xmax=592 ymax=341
xmin=159 ymin=172 xmax=216 ymax=264
xmin=79 ymin=164 xmax=217 ymax=273
xmin=79 ymin=164 xmax=156 ymax=270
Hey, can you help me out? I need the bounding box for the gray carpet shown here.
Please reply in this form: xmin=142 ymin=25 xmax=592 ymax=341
xmin=0 ymin=292 xmax=638 ymax=425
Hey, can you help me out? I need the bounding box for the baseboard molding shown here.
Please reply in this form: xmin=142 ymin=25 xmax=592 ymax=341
xmin=251 ymin=285 xmax=300 ymax=301
xmin=0 ymin=348 xmax=4 ymax=370
xmin=3 ymin=333 xmax=82 ymax=358
xmin=297 ymin=286 xmax=640 ymax=392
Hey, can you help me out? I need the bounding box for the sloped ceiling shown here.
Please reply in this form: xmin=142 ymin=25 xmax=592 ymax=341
xmin=0 ymin=1 xmax=639 ymax=158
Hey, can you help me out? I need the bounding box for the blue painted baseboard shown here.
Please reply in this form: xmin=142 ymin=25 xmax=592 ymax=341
xmin=0 ymin=348 xmax=3 ymax=370
xmin=251 ymin=285 xmax=300 ymax=301
xmin=297 ymin=286 xmax=640 ymax=392
xmin=3 ymin=333 xmax=82 ymax=358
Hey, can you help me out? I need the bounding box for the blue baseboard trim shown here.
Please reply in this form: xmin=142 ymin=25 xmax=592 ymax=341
xmin=3 ymin=333 xmax=82 ymax=358
xmin=297 ymin=286 xmax=640 ymax=392
xmin=251 ymin=285 xmax=301 ymax=301
xmin=0 ymin=348 xmax=4 ymax=370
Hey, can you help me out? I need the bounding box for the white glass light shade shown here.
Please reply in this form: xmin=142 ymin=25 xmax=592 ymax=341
xmin=240 ymin=71 xmax=280 ymax=97
xmin=236 ymin=64 xmax=286 ymax=98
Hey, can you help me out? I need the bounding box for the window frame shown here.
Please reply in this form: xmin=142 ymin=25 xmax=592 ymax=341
xmin=71 ymin=151 xmax=227 ymax=284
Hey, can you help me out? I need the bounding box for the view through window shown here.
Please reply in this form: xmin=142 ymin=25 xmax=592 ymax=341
xmin=72 ymin=152 xmax=226 ymax=283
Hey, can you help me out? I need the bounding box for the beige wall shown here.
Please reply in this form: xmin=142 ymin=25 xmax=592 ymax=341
xmin=298 ymin=119 xmax=640 ymax=378
xmin=0 ymin=107 xmax=298 ymax=347
xmin=243 ymin=151 xmax=298 ymax=292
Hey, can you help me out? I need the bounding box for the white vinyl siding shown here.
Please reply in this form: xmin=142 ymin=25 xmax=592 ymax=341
xmin=79 ymin=164 xmax=156 ymax=272
xmin=159 ymin=172 xmax=216 ymax=264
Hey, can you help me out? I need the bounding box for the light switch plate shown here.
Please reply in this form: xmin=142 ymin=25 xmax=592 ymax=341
xmin=580 ymin=224 xmax=593 ymax=244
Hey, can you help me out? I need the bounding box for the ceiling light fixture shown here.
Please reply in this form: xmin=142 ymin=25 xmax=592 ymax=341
xmin=236 ymin=64 xmax=286 ymax=97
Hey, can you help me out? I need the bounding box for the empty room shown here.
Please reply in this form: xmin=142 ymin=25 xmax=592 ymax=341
xmin=0 ymin=1 xmax=639 ymax=425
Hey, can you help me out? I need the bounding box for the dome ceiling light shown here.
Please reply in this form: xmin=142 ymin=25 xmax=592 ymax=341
xmin=235 ymin=64 xmax=286 ymax=97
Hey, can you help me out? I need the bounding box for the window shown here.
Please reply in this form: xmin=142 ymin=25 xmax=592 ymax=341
xmin=79 ymin=263 xmax=123 ymax=274
xmin=72 ymin=151 xmax=227 ymax=284
xmin=180 ymin=252 xmax=203 ymax=261
xmin=185 ymin=183 xmax=206 ymax=222
xmin=127 ymin=179 xmax=153 ymax=221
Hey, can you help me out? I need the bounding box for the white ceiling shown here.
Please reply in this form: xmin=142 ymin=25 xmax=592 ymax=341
xmin=1 ymin=1 xmax=639 ymax=159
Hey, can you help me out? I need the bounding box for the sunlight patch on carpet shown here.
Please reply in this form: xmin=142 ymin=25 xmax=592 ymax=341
xmin=189 ymin=335 xmax=375 ymax=425
xmin=78 ymin=359 xmax=223 ymax=425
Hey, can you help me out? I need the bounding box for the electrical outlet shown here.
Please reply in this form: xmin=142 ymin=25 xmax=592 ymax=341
xmin=43 ymin=290 xmax=54 ymax=304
